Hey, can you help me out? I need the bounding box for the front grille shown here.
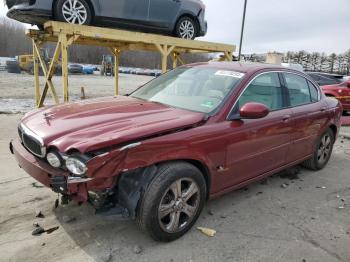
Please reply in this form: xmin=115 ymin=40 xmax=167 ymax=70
xmin=18 ymin=124 xmax=46 ymax=158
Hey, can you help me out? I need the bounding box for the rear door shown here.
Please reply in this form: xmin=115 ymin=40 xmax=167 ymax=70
xmin=148 ymin=0 xmax=182 ymax=28
xmin=282 ymin=72 xmax=329 ymax=162
xmin=100 ymin=0 xmax=150 ymax=22
xmin=223 ymin=72 xmax=293 ymax=187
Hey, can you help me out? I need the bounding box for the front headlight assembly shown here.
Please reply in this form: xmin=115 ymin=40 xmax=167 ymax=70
xmin=65 ymin=157 xmax=88 ymax=176
xmin=46 ymin=151 xmax=62 ymax=168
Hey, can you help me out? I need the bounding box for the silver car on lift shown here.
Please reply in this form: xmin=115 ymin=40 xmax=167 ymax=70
xmin=6 ymin=0 xmax=207 ymax=39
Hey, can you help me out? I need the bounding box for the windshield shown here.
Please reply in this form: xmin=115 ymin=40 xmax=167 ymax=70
xmin=131 ymin=67 xmax=244 ymax=113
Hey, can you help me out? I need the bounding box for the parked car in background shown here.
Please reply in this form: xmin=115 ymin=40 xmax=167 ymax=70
xmin=68 ymin=64 xmax=83 ymax=74
xmin=82 ymin=65 xmax=94 ymax=74
xmin=10 ymin=62 xmax=342 ymax=242
xmin=6 ymin=0 xmax=207 ymax=39
xmin=307 ymin=72 xmax=344 ymax=86
xmin=0 ymin=57 xmax=15 ymax=71
xmin=321 ymin=80 xmax=350 ymax=113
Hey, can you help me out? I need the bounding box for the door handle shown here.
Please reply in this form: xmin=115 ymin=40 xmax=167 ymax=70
xmin=282 ymin=115 xmax=291 ymax=122
xmin=320 ymin=107 xmax=326 ymax=112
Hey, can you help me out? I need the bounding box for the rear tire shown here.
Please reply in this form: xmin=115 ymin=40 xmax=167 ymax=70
xmin=302 ymin=128 xmax=335 ymax=170
xmin=136 ymin=161 xmax=206 ymax=242
xmin=175 ymin=16 xmax=198 ymax=40
xmin=54 ymin=0 xmax=92 ymax=25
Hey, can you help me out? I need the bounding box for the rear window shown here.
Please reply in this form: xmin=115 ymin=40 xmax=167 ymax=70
xmin=284 ymin=73 xmax=312 ymax=106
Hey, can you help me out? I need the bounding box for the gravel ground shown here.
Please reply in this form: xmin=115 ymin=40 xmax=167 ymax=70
xmin=0 ymin=114 xmax=350 ymax=262
xmin=0 ymin=71 xmax=153 ymax=112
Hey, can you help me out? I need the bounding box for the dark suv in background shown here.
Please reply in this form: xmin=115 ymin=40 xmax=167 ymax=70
xmin=307 ymin=72 xmax=344 ymax=86
xmin=6 ymin=0 xmax=207 ymax=39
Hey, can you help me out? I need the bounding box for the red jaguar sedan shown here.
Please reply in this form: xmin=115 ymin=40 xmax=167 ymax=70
xmin=321 ymin=80 xmax=350 ymax=113
xmin=10 ymin=62 xmax=342 ymax=241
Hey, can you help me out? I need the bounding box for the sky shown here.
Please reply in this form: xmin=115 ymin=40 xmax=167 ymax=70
xmin=1 ymin=0 xmax=349 ymax=54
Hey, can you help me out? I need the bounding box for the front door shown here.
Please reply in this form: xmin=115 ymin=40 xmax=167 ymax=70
xmin=224 ymin=72 xmax=293 ymax=188
xmin=149 ymin=0 xmax=182 ymax=29
xmin=101 ymin=0 xmax=150 ymax=22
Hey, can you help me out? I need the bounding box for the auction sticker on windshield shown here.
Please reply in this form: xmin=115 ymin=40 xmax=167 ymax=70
xmin=215 ymin=71 xmax=245 ymax=78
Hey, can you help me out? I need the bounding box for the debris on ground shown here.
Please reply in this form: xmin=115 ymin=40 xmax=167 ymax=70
xmin=62 ymin=215 xmax=77 ymax=223
xmin=197 ymin=227 xmax=216 ymax=237
xmin=41 ymin=243 xmax=46 ymax=246
xmin=281 ymin=183 xmax=289 ymax=189
xmin=316 ymin=186 xmax=327 ymax=189
xmin=35 ymin=210 xmax=45 ymax=218
xmin=338 ymin=206 xmax=345 ymax=210
xmin=32 ymin=225 xmax=59 ymax=236
xmin=220 ymin=215 xmax=227 ymax=219
xmin=207 ymin=210 xmax=214 ymax=216
xmin=133 ymin=245 xmax=143 ymax=255
xmin=32 ymin=226 xmax=45 ymax=236
xmin=46 ymin=226 xmax=59 ymax=234
xmin=31 ymin=182 xmax=44 ymax=188
xmin=256 ymin=191 xmax=263 ymax=195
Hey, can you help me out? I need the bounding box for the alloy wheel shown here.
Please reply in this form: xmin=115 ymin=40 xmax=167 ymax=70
xmin=317 ymin=133 xmax=332 ymax=164
xmin=158 ymin=178 xmax=200 ymax=233
xmin=62 ymin=0 xmax=88 ymax=24
xmin=179 ymin=20 xmax=195 ymax=39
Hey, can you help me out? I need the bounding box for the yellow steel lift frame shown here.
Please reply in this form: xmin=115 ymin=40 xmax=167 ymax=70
xmin=27 ymin=21 xmax=236 ymax=108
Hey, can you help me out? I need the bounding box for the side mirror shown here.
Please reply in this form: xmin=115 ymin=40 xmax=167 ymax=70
xmin=239 ymin=102 xmax=269 ymax=119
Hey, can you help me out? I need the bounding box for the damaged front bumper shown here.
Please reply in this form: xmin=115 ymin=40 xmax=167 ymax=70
xmin=10 ymin=138 xmax=158 ymax=220
xmin=10 ymin=138 xmax=113 ymax=203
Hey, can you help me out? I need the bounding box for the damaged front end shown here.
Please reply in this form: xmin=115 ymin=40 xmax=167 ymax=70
xmin=90 ymin=165 xmax=158 ymax=219
xmin=10 ymin=135 xmax=160 ymax=220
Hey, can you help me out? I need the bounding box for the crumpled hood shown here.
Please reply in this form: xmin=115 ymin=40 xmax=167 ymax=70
xmin=21 ymin=96 xmax=205 ymax=153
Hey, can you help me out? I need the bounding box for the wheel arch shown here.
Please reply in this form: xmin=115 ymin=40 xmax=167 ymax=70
xmin=142 ymin=158 xmax=211 ymax=199
xmin=174 ymin=13 xmax=200 ymax=36
xmin=116 ymin=158 xmax=211 ymax=219
xmin=176 ymin=159 xmax=211 ymax=199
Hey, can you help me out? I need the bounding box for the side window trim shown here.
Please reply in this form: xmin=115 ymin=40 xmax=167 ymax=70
xmin=307 ymin=80 xmax=321 ymax=102
xmin=278 ymin=72 xmax=290 ymax=108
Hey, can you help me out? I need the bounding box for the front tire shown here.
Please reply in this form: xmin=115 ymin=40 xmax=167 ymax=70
xmin=302 ymin=128 xmax=335 ymax=170
xmin=175 ymin=17 xmax=198 ymax=40
xmin=54 ymin=0 xmax=92 ymax=25
xmin=137 ymin=162 xmax=206 ymax=242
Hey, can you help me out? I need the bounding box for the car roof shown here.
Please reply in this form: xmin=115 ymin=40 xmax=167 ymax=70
xmin=186 ymin=61 xmax=294 ymax=74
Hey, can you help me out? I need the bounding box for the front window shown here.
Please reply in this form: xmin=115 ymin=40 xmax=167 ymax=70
xmin=131 ymin=67 xmax=244 ymax=113
xmin=237 ymin=72 xmax=284 ymax=111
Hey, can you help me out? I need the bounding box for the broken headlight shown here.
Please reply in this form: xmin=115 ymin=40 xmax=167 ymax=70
xmin=65 ymin=157 xmax=87 ymax=176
